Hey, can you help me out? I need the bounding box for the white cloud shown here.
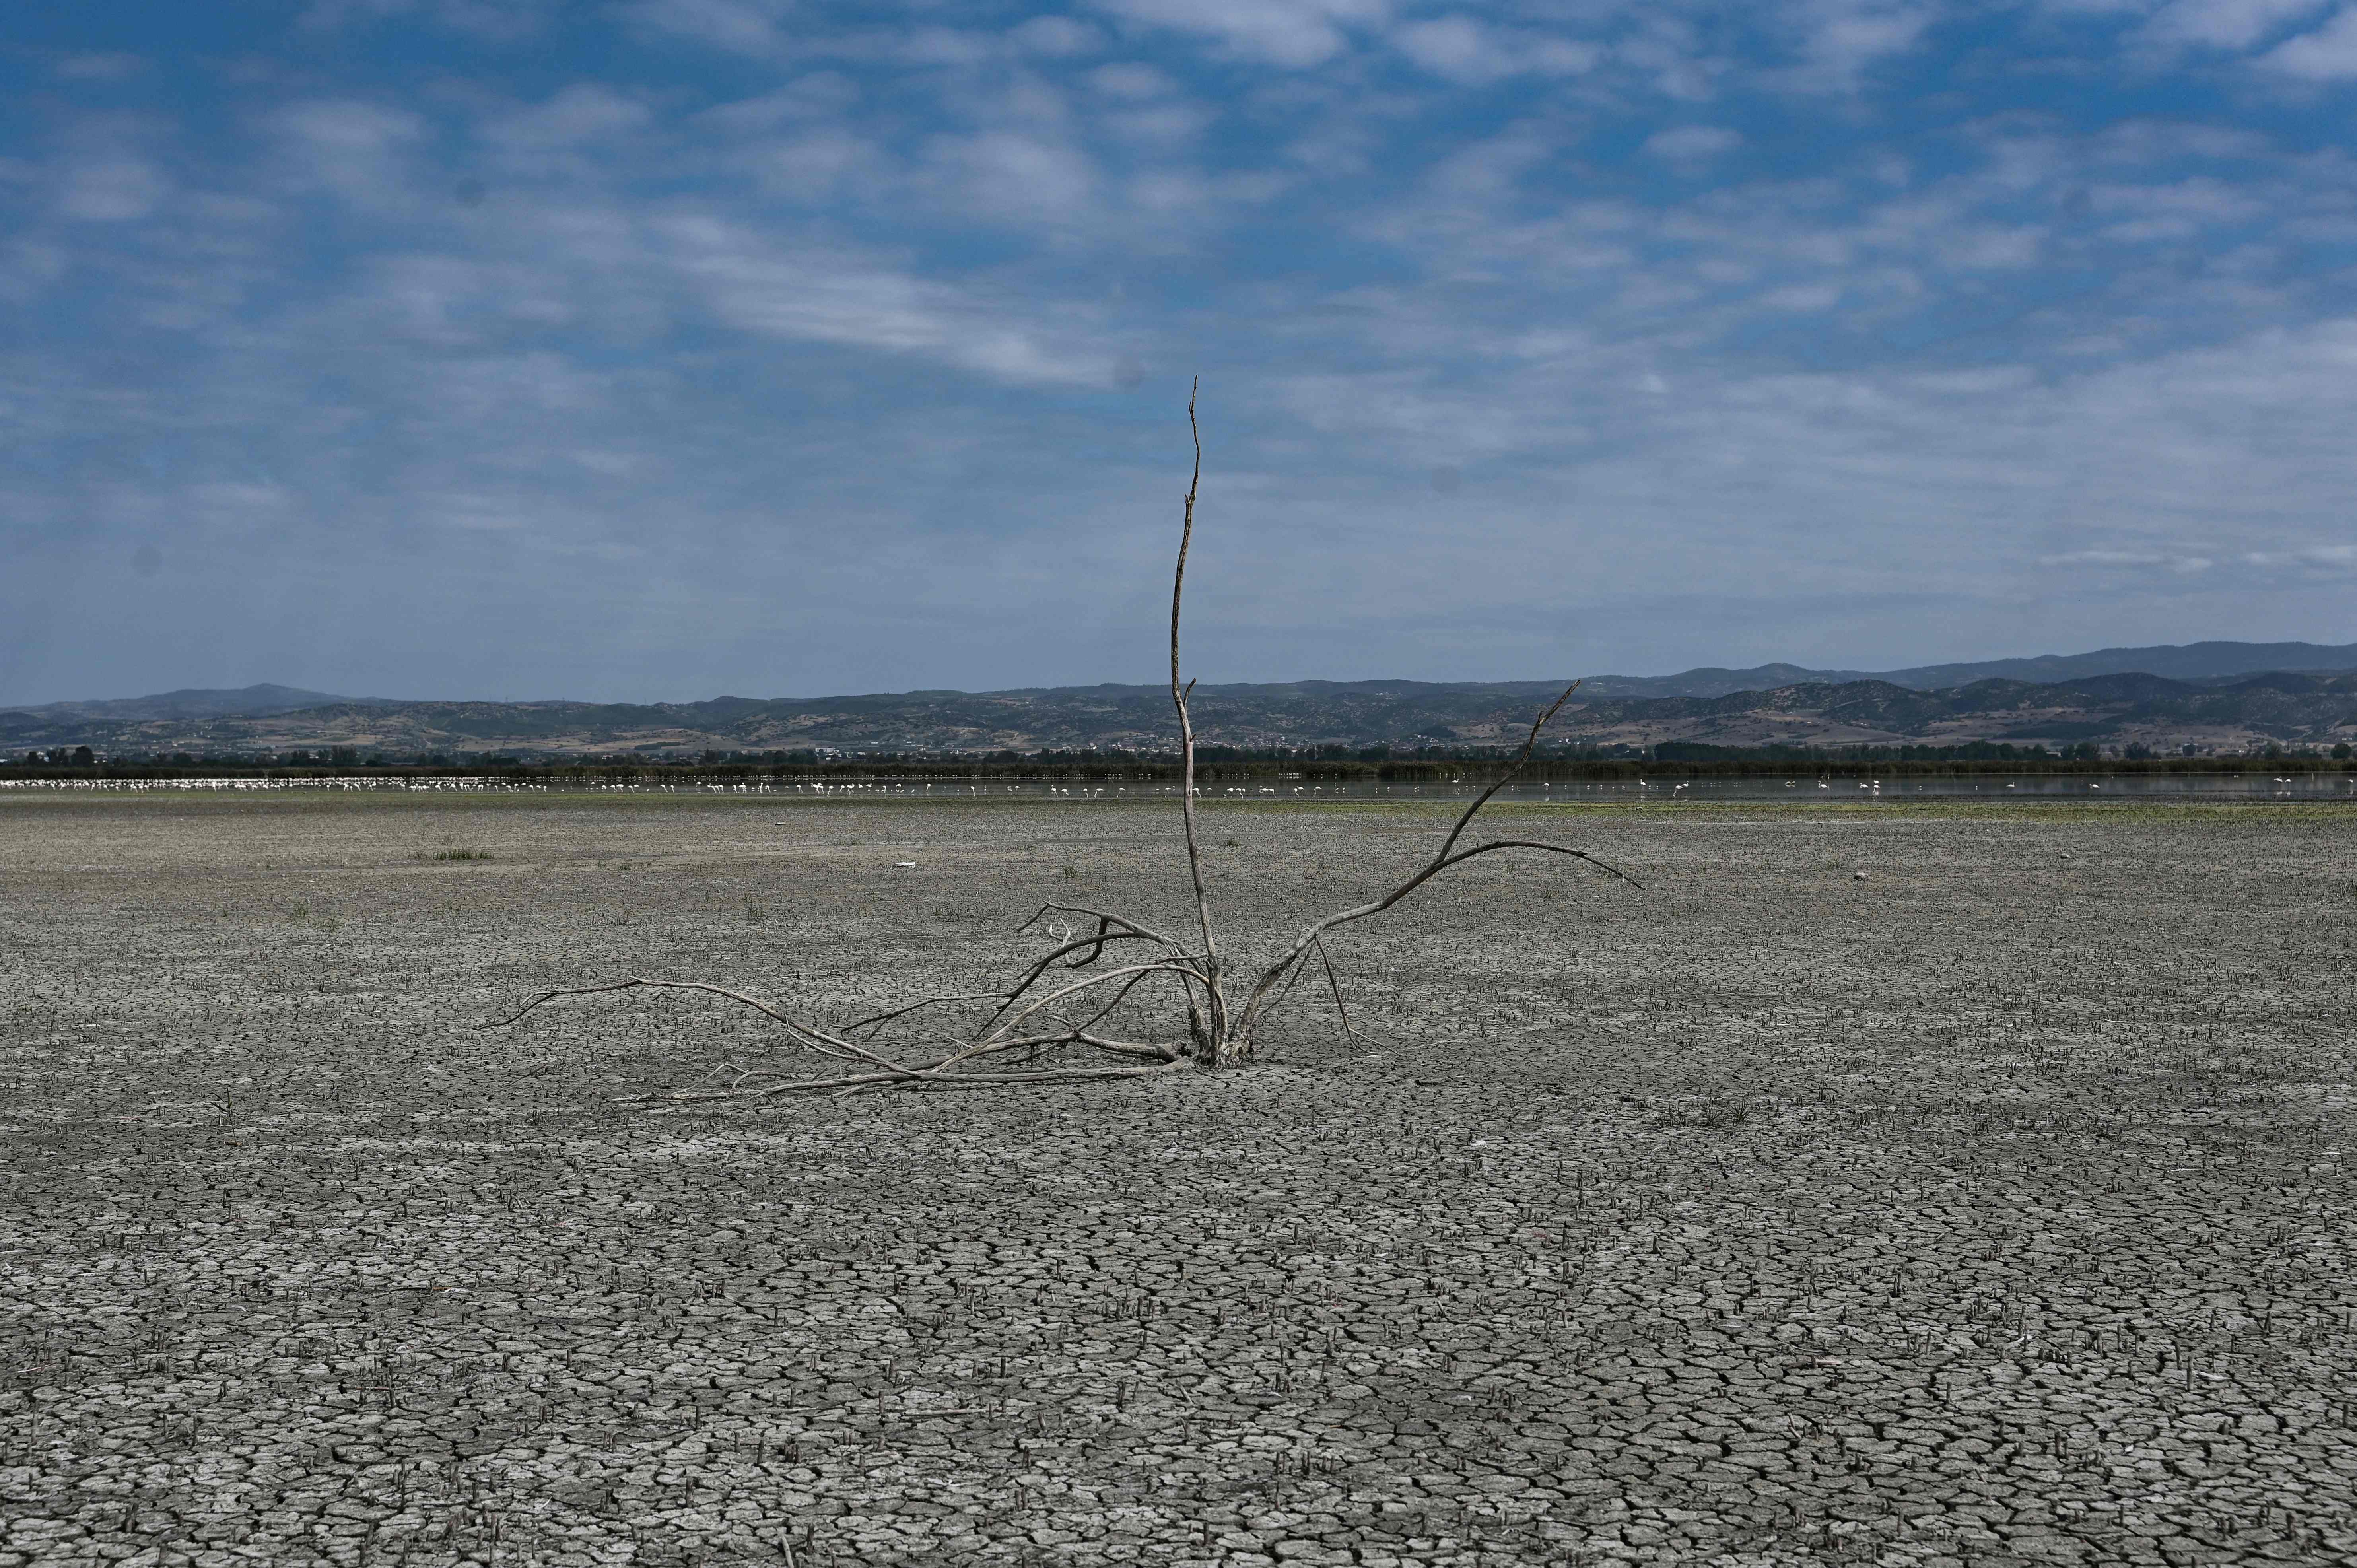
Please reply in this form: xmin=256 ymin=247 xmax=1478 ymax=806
xmin=2043 ymin=548 xmax=2217 ymax=572
xmin=302 ymin=0 xmax=558 ymax=40
xmin=58 ymin=157 xmax=167 ymax=221
xmin=2142 ymin=0 xmax=2330 ymax=49
xmin=2089 ymin=173 xmax=2264 ymax=239
xmin=663 ymin=216 xmax=1108 ymax=386
xmin=696 ymin=74 xmax=861 ymax=134
xmin=2258 ymin=5 xmax=2357 ymax=75
xmin=270 ymin=100 xmax=429 ymax=208
xmin=53 ymin=54 xmax=146 ymax=82
xmin=621 ymin=0 xmax=791 ymax=56
xmin=880 ymin=26 xmax=1002 ymax=70
xmin=350 ymin=253 xmax=592 ymax=346
xmin=187 ymin=481 xmax=297 ymax=538
xmin=0 ymin=241 xmax=68 ymax=303
xmin=1417 ymin=123 xmax=1560 ymax=210
xmin=1090 ymin=0 xmax=1389 ymax=68
xmin=2243 ymin=542 xmax=2357 ymax=568
xmin=1106 ymin=102 xmax=1215 ymax=146
xmin=745 ymin=129 xmax=892 ymax=202
xmin=922 ymin=131 xmax=1100 ymax=225
xmin=484 ymin=85 xmax=650 ymax=151
xmin=1790 ymin=0 xmax=1939 ymax=87
xmin=1610 ymin=12 xmax=1728 ymax=101
xmin=1393 ymin=16 xmax=1599 ymax=84
xmin=1644 ymin=124 xmax=1744 ymax=163
xmin=1088 ymin=63 xmax=1179 ymax=99
xmin=1010 ymin=16 xmax=1104 ymax=56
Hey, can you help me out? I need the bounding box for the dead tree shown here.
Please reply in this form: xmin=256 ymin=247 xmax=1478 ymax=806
xmin=491 ymin=384 xmax=1637 ymax=1098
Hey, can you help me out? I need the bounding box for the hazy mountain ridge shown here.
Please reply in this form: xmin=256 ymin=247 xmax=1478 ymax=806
xmin=1564 ymin=640 xmax=2357 ymax=698
xmin=7 ymin=665 xmax=2357 ymax=757
xmin=16 ymin=638 xmax=2357 ymax=722
xmin=11 ymin=684 xmax=405 ymax=722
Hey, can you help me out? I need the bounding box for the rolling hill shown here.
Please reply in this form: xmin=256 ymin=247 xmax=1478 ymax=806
xmin=6 ymin=665 xmax=2355 ymax=758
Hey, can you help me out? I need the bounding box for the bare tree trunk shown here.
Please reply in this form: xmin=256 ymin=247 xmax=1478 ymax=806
xmin=1169 ymin=379 xmax=1231 ymax=1062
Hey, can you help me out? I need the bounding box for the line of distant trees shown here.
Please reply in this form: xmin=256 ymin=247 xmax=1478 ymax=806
xmin=6 ymin=736 xmax=2353 ymax=783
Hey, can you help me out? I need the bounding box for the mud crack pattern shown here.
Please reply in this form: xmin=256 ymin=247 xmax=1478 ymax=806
xmin=2 ymin=795 xmax=2353 ymax=1565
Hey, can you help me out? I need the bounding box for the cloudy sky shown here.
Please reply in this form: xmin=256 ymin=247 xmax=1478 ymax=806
xmin=4 ymin=1 xmax=2354 ymax=704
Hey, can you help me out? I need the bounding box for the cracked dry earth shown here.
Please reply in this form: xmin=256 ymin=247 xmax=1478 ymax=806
xmin=3 ymin=795 xmax=2355 ymax=1568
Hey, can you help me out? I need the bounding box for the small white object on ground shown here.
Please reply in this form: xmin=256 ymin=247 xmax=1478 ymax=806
xmin=1853 ymin=871 xmax=1869 ymax=880
xmin=893 ymin=861 xmax=917 ymax=868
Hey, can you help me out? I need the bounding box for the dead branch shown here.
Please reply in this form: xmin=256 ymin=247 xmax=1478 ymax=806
xmin=1313 ymin=935 xmax=1362 ymax=1046
xmin=1170 ymin=378 xmax=1228 ymax=1056
xmin=1233 ymin=682 xmax=1638 ymax=1049
xmin=491 ymin=385 xmax=1637 ymax=1096
xmin=489 ymin=978 xmax=867 ymax=1062
xmin=847 ymin=991 xmax=1022 ymax=1037
xmin=637 ymin=1058 xmax=1189 ymax=1105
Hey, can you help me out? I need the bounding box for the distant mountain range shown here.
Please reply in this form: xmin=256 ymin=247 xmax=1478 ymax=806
xmin=1564 ymin=639 xmax=2357 ymax=698
xmin=6 ymin=639 xmax=2356 ymax=757
xmin=15 ymin=683 xmax=408 ymax=724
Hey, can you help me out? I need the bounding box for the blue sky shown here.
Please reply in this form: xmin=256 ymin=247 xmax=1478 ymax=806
xmin=4 ymin=0 xmax=2355 ymax=703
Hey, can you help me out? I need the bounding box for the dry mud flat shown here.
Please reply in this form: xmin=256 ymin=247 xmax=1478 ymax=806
xmin=2 ymin=795 xmax=2354 ymax=1568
